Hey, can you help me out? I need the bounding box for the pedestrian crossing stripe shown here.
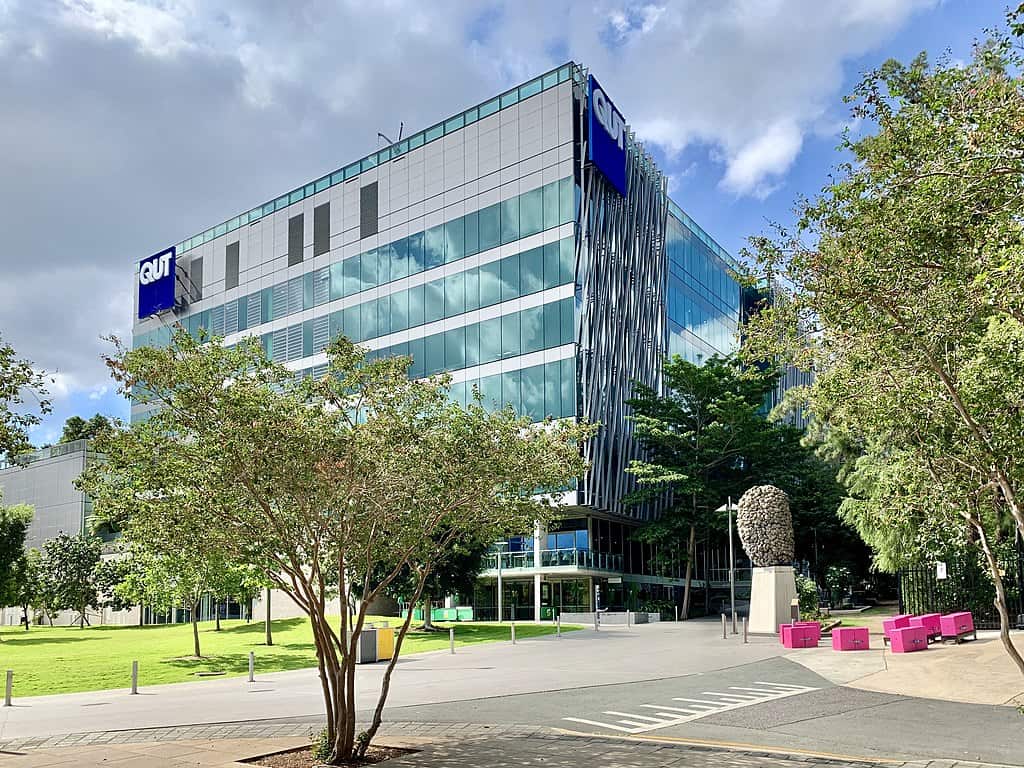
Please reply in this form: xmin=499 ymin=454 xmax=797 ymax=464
xmin=563 ymin=681 xmax=819 ymax=735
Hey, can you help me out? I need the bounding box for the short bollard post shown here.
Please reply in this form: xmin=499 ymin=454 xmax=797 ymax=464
xmin=626 ymin=610 xmax=631 ymax=628
xmin=743 ymin=617 xmax=749 ymax=644
xmin=449 ymin=627 xmax=455 ymax=655
xmin=556 ymin=615 xmax=561 ymax=638
xmin=721 ymin=613 xmax=727 ymax=639
xmin=4 ymin=670 xmax=12 ymax=707
xmin=511 ymin=620 xmax=516 ymax=644
xmin=732 ymin=611 xmax=738 ymax=635
xmin=130 ymin=661 xmax=138 ymax=695
xmin=675 ymin=605 xmax=679 ymax=622
xmin=594 ymin=612 xmax=599 ymax=632
xmin=248 ymin=651 xmax=255 ymax=682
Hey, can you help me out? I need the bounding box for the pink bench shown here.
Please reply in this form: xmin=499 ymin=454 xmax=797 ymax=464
xmin=882 ymin=614 xmax=914 ymax=645
xmin=890 ymin=625 xmax=929 ymax=653
xmin=940 ymin=612 xmax=976 ymax=643
xmin=780 ymin=622 xmax=820 ymax=648
xmin=910 ymin=613 xmax=942 ymax=642
xmin=832 ymin=626 xmax=870 ymax=651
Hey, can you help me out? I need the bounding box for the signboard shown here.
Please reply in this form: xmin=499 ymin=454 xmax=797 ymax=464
xmin=137 ymin=246 xmax=176 ymax=319
xmin=607 ymin=576 xmax=622 ymax=584
xmin=936 ymin=561 xmax=948 ymax=580
xmin=587 ymin=74 xmax=628 ymax=197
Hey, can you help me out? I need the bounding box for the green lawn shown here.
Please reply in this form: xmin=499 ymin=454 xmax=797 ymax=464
xmin=829 ymin=605 xmax=896 ymax=629
xmin=0 ymin=617 xmax=575 ymax=698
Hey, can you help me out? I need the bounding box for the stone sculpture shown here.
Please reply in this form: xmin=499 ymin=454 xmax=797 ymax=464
xmin=736 ymin=484 xmax=794 ymax=567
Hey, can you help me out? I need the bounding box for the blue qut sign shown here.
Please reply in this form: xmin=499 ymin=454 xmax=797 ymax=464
xmin=137 ymin=246 xmax=176 ymax=319
xmin=587 ymin=74 xmax=628 ymax=197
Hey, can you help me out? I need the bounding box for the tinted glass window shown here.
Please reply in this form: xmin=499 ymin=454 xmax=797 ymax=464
xmin=225 ymin=242 xmax=239 ymax=290
xmin=313 ymin=203 xmax=330 ymax=256
xmin=288 ymin=214 xmax=303 ymax=266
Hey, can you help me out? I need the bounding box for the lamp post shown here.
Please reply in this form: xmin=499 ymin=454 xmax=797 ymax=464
xmin=717 ymin=498 xmax=738 ymax=634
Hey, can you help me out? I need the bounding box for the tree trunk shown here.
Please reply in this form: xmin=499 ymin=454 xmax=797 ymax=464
xmin=22 ymin=605 xmax=29 ymax=632
xmin=264 ymin=587 xmax=273 ymax=646
xmin=975 ymin=521 xmax=1024 ymax=677
xmin=139 ymin=605 xmax=144 ymax=627
xmin=681 ymin=523 xmax=696 ymax=620
xmin=421 ymin=595 xmax=434 ymax=630
xmin=215 ymin=599 xmax=221 ymax=632
xmin=191 ymin=600 xmax=202 ymax=658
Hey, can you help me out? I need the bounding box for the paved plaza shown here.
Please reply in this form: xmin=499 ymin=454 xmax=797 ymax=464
xmin=1 ymin=621 xmax=1022 ymax=766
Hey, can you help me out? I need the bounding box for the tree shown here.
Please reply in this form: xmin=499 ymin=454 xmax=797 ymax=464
xmin=385 ymin=541 xmax=490 ymax=631
xmin=0 ymin=495 xmax=32 ymax=633
xmin=59 ymin=414 xmax=113 ymax=444
xmin=627 ymin=355 xmax=779 ymax=617
xmin=40 ymin=534 xmax=101 ymax=628
xmin=10 ymin=548 xmax=43 ymax=629
xmin=743 ymin=26 xmax=1024 ymax=675
xmin=0 ymin=334 xmax=50 ymax=463
xmin=81 ymin=329 xmax=592 ymax=764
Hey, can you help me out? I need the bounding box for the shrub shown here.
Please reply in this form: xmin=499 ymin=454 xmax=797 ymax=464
xmin=795 ymin=575 xmax=820 ymax=620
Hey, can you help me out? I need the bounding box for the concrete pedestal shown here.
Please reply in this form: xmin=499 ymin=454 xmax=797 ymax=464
xmin=748 ymin=565 xmax=797 ymax=634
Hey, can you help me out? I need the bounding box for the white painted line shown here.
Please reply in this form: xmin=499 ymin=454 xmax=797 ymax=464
xmin=729 ymin=686 xmax=794 ymax=695
xmin=604 ymin=711 xmax=668 ymax=723
xmin=651 ymin=712 xmax=688 ymax=719
xmin=640 ymin=705 xmax=700 ymax=714
xmin=702 ymin=692 xmax=760 ymax=701
xmin=615 ymin=718 xmax=659 ymax=728
xmin=670 ymin=698 xmax=720 ymax=707
xmin=562 ymin=717 xmax=638 ymax=733
xmin=753 ymin=684 xmax=806 ymax=696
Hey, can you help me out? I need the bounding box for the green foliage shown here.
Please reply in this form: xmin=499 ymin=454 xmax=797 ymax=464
xmin=795 ymin=575 xmax=820 ymax=620
xmin=0 ymin=335 xmax=50 ymax=463
xmin=40 ymin=534 xmax=101 ymax=626
xmin=59 ymin=414 xmax=114 ymax=444
xmin=0 ymin=496 xmax=33 ymax=610
xmin=312 ymin=727 xmax=332 ymax=762
xmin=742 ymin=27 xmax=1024 ymax=673
xmin=80 ymin=329 xmax=593 ymax=763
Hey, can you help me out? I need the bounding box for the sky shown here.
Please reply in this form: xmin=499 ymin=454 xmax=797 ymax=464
xmin=0 ymin=0 xmax=1012 ymax=445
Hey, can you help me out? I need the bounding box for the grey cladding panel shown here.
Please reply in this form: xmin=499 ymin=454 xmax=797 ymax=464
xmin=359 ymin=182 xmax=378 ymax=238
xmin=225 ymin=241 xmax=239 ymax=290
xmin=288 ymin=213 xmax=304 ymax=266
xmin=313 ymin=203 xmax=330 ymax=256
xmin=189 ymin=257 xmax=203 ymax=301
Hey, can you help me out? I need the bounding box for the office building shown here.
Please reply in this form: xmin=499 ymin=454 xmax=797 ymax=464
xmin=132 ymin=62 xmax=742 ymax=621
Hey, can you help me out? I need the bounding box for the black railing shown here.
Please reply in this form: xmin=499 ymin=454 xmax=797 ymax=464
xmin=898 ymin=558 xmax=1023 ymax=631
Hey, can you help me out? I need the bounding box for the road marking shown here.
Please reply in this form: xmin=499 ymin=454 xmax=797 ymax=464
xmin=563 ymin=681 xmax=820 ymax=735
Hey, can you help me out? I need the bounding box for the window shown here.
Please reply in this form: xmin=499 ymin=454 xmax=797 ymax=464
xmin=464 ymin=210 xmax=479 ymax=257
xmin=343 ymin=305 xmax=360 ymax=341
xmin=343 ymin=255 xmax=361 ymax=297
xmin=408 ymin=337 xmax=425 ymax=378
xmin=424 ymin=225 xmax=445 ymax=269
xmin=464 ymin=323 xmax=480 ymax=366
xmin=501 ymin=369 xmax=521 ymax=413
xmin=520 ymin=305 xmax=544 ymax=354
xmin=464 ymin=267 xmax=480 ymax=312
xmin=501 ymin=313 xmax=520 ymax=359
xmin=444 ymin=271 xmax=465 ymax=317
xmin=559 ymin=238 xmax=574 ymax=284
xmin=521 ymin=364 xmax=544 ymax=421
xmin=560 ymin=177 xmax=575 ymax=224
xmin=479 ymin=261 xmax=501 ymax=307
xmin=520 ymin=187 xmax=543 ymax=238
xmin=389 ymin=239 xmax=409 ymax=281
xmin=360 ymin=249 xmax=378 ymax=291
xmin=390 ymin=289 xmax=409 ymax=332
xmin=444 ymin=218 xmax=464 ymax=263
xmin=288 ymin=214 xmax=303 ymax=266
xmin=544 ymin=360 xmax=560 ymax=418
xmin=500 ymin=253 xmax=520 ymax=302
xmin=444 ymin=326 xmax=465 ymax=369
xmin=225 ymin=242 xmax=239 ymax=290
xmin=360 ymin=182 xmax=378 ymax=238
xmin=479 ymin=317 xmax=501 ymax=363
xmin=424 ymin=279 xmax=444 ymax=324
xmin=520 ymin=246 xmax=543 ymax=295
xmin=408 ymin=283 xmax=425 ymax=327
xmin=542 ymin=242 xmax=561 ymax=289
xmin=543 ymin=181 xmax=560 ymax=231
xmin=543 ymin=302 xmax=561 ymax=349
xmin=188 ymin=257 xmax=203 ymax=301
xmin=407 ymin=232 xmax=424 ymax=274
xmin=560 ymin=297 xmax=574 ymax=344
xmin=500 ymin=196 xmax=519 ymax=244
xmin=424 ymin=334 xmax=444 ymax=375
xmin=313 ymin=203 xmax=330 ymax=256
xmin=360 ymin=300 xmax=378 ymax=341
xmin=478 ymin=204 xmax=500 ymax=251
xmin=313 ymin=266 xmax=330 ymax=306
xmin=560 ymin=357 xmax=575 ymax=417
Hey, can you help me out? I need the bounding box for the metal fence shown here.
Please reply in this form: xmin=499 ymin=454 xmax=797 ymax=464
xmin=898 ymin=559 xmax=1023 ymax=631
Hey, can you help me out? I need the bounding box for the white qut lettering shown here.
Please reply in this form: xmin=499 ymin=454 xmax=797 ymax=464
xmin=593 ymin=87 xmax=625 ymax=151
xmin=139 ymin=253 xmax=172 ymax=286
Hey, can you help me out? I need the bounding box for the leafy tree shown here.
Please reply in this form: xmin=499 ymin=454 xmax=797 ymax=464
xmin=743 ymin=26 xmax=1024 ymax=674
xmin=40 ymin=534 xmax=101 ymax=628
xmin=10 ymin=548 xmax=43 ymax=629
xmin=626 ymin=355 xmax=858 ymax=616
xmin=0 ymin=495 xmax=32 ymax=633
xmin=0 ymin=334 xmax=50 ymax=463
xmin=59 ymin=414 xmax=114 ymax=444
xmin=80 ymin=329 xmax=592 ymax=764
xmin=384 ymin=540 xmax=489 ymax=630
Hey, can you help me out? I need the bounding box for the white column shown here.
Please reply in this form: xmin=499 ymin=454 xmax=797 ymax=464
xmin=533 ymin=520 xmax=543 ymax=622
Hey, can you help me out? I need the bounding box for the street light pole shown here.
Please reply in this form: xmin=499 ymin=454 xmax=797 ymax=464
xmin=718 ymin=498 xmax=738 ymax=634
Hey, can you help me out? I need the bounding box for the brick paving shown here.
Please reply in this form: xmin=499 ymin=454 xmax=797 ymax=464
xmin=1 ymin=719 xmax=1016 ymax=768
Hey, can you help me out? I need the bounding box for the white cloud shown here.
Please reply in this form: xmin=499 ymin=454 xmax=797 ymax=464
xmin=721 ymin=119 xmax=803 ymax=198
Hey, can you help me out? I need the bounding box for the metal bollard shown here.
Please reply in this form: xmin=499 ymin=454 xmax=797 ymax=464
xmin=732 ymin=611 xmax=738 ymax=635
xmin=594 ymin=612 xmax=599 ymax=631
xmin=450 ymin=627 xmax=455 ymax=655
xmin=675 ymin=605 xmax=679 ymax=622
xmin=130 ymin=661 xmax=138 ymax=695
xmin=626 ymin=610 xmax=631 ymax=628
xmin=556 ymin=615 xmax=561 ymax=637
xmin=721 ymin=613 xmax=727 ymax=639
xmin=743 ymin=617 xmax=748 ymax=644
xmin=511 ymin=620 xmax=516 ymax=644
xmin=4 ymin=670 xmax=12 ymax=707
xmin=248 ymin=651 xmax=255 ymax=682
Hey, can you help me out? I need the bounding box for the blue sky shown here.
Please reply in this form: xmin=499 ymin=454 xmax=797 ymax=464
xmin=0 ymin=0 xmax=1010 ymax=445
